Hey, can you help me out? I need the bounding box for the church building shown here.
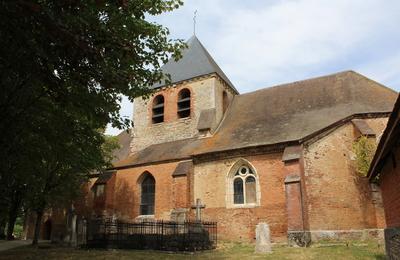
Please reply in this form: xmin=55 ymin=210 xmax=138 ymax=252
xmin=28 ymin=36 xmax=398 ymax=246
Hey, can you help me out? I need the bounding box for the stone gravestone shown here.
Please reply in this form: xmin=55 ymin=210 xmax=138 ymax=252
xmin=255 ymin=223 xmax=272 ymax=253
xmin=170 ymin=208 xmax=188 ymax=223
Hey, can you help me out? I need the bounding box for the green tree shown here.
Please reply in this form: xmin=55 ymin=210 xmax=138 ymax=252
xmin=103 ymin=135 xmax=122 ymax=165
xmin=25 ymin=97 xmax=107 ymax=245
xmin=0 ymin=0 xmax=184 ymax=168
xmin=0 ymin=0 xmax=184 ymax=243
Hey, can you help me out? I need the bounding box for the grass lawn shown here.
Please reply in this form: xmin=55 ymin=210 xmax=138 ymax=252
xmin=0 ymin=241 xmax=385 ymax=259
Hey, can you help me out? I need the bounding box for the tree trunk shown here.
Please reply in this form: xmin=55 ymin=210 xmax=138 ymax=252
xmin=6 ymin=202 xmax=20 ymax=240
xmin=32 ymin=210 xmax=43 ymax=246
xmin=0 ymin=218 xmax=6 ymax=239
xmin=6 ymin=190 xmax=22 ymax=240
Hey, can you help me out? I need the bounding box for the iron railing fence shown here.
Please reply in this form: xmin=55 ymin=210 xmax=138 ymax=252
xmin=83 ymin=217 xmax=217 ymax=251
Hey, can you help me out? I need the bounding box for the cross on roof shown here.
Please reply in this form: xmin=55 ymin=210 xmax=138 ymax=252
xmin=191 ymin=198 xmax=205 ymax=222
xmin=193 ymin=10 xmax=197 ymax=36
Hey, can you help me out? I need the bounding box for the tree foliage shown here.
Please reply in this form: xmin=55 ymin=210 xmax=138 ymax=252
xmin=103 ymin=135 xmax=122 ymax=165
xmin=0 ymin=0 xmax=184 ymax=242
xmin=353 ymin=136 xmax=377 ymax=177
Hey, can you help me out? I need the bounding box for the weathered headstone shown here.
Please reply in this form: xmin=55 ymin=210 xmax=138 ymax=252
xmin=255 ymin=223 xmax=272 ymax=253
xmin=170 ymin=208 xmax=188 ymax=223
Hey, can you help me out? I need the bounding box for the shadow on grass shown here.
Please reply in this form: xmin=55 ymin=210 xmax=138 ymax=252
xmin=373 ymin=254 xmax=386 ymax=260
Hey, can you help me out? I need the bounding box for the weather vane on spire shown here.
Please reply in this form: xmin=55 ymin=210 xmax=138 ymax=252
xmin=193 ymin=10 xmax=198 ymax=36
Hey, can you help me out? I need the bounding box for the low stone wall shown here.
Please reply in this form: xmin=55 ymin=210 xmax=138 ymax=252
xmin=309 ymin=229 xmax=384 ymax=242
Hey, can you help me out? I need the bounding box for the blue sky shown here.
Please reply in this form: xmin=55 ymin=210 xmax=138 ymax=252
xmin=106 ymin=0 xmax=400 ymax=135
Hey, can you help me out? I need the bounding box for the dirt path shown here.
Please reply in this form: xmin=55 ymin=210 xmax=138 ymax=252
xmin=0 ymin=240 xmax=32 ymax=252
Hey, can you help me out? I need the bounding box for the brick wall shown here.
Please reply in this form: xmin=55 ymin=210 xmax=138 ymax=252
xmin=303 ymin=118 xmax=388 ymax=231
xmin=193 ymin=153 xmax=288 ymax=242
xmin=111 ymin=161 xmax=190 ymax=220
xmin=380 ymin=145 xmax=400 ymax=228
xmin=130 ymin=75 xmax=235 ymax=153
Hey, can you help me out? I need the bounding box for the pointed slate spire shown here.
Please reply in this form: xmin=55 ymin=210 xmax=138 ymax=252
xmin=151 ymin=36 xmax=238 ymax=93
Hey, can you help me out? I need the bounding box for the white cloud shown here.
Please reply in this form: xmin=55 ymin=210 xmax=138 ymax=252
xmin=209 ymin=0 xmax=400 ymax=91
xmin=106 ymin=0 xmax=400 ymax=135
xmin=105 ymin=96 xmax=132 ymax=136
xmin=357 ymin=51 xmax=400 ymax=90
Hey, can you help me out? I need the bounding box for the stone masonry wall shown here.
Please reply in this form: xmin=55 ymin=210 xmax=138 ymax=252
xmin=193 ymin=153 xmax=288 ymax=242
xmin=214 ymin=77 xmax=235 ymax=130
xmin=303 ymin=118 xmax=388 ymax=232
xmin=130 ymin=75 xmax=235 ymax=153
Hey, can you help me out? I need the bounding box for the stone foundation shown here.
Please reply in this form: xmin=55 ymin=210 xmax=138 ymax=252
xmin=287 ymin=231 xmax=311 ymax=247
xmin=288 ymin=229 xmax=384 ymax=247
xmin=309 ymin=229 xmax=384 ymax=242
xmin=384 ymin=227 xmax=400 ymax=259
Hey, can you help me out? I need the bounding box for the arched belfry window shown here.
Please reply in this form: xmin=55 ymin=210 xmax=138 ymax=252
xmin=140 ymin=173 xmax=155 ymax=215
xmin=152 ymin=95 xmax=164 ymax=124
xmin=227 ymin=159 xmax=260 ymax=207
xmin=177 ymin=88 xmax=191 ymax=118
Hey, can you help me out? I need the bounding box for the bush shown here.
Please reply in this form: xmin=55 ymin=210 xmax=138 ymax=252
xmin=352 ymin=136 xmax=377 ymax=177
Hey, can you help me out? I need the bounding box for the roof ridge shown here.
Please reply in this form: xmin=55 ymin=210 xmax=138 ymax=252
xmin=349 ymin=71 xmax=398 ymax=94
xmin=238 ymin=70 xmax=389 ymax=97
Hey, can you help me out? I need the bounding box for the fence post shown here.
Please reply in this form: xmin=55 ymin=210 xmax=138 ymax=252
xmin=161 ymin=220 xmax=164 ymax=250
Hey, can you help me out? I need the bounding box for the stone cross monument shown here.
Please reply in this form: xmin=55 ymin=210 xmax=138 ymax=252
xmin=191 ymin=198 xmax=205 ymax=222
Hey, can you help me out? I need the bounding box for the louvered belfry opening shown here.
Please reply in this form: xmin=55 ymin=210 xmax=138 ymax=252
xmin=177 ymin=89 xmax=191 ymax=118
xmin=152 ymin=95 xmax=164 ymax=124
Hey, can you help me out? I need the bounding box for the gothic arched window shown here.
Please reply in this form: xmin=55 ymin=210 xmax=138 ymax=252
xmin=152 ymin=95 xmax=164 ymax=124
xmin=140 ymin=174 xmax=155 ymax=215
xmin=227 ymin=160 xmax=260 ymax=207
xmin=177 ymin=88 xmax=191 ymax=118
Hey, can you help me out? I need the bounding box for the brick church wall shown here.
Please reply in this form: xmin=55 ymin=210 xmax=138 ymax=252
xmin=379 ymin=144 xmax=400 ymax=228
xmin=111 ymin=161 xmax=189 ymax=220
xmin=302 ymin=118 xmax=388 ymax=236
xmin=193 ymin=153 xmax=288 ymax=242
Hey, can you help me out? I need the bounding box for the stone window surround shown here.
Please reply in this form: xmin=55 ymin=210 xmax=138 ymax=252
xmin=226 ymin=158 xmax=261 ymax=208
xmin=137 ymin=171 xmax=156 ymax=216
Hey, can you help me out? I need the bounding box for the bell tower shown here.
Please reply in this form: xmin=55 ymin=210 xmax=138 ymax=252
xmin=130 ymin=36 xmax=238 ymax=154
